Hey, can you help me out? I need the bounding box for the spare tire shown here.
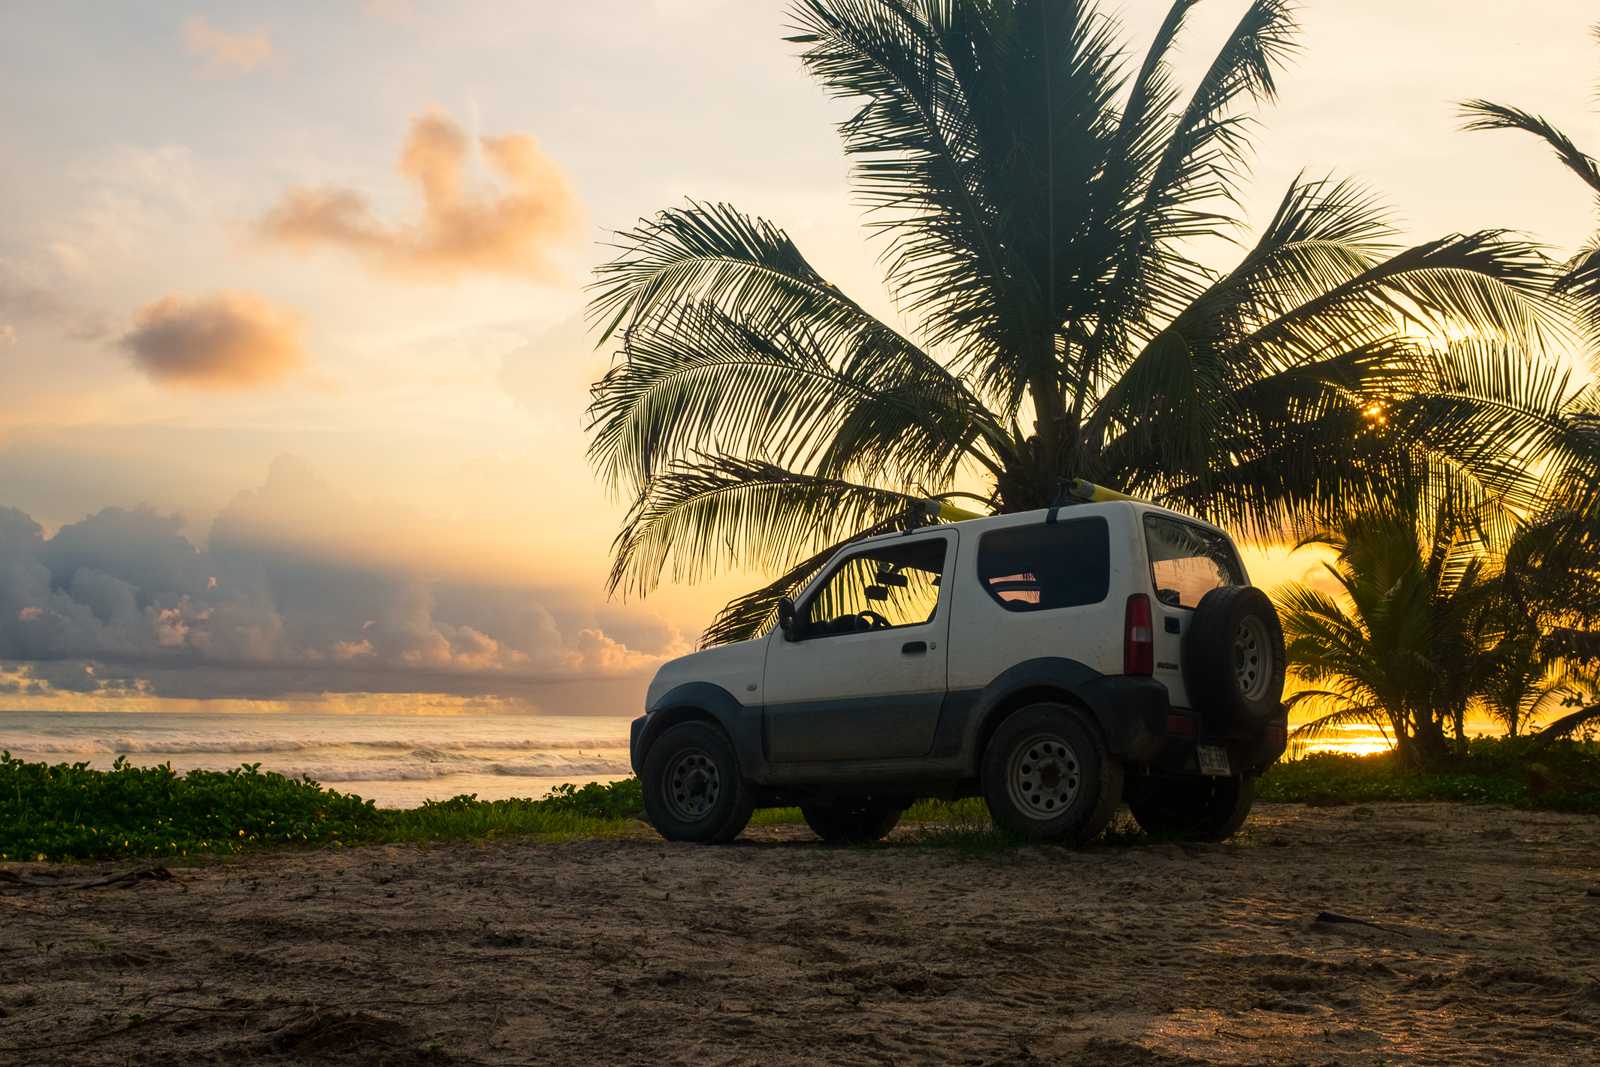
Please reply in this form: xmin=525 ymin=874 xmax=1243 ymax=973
xmin=1182 ymin=586 xmax=1285 ymax=727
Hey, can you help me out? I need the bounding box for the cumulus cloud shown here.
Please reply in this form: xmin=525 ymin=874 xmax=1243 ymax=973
xmin=119 ymin=290 xmax=305 ymax=389
xmin=183 ymin=16 xmax=273 ymax=75
xmin=257 ymin=111 xmax=581 ymax=283
xmin=0 ymin=461 xmax=682 ymax=703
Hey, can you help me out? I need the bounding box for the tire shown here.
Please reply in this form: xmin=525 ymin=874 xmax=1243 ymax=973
xmin=980 ymin=702 xmax=1123 ymax=843
xmin=640 ymin=721 xmax=755 ymax=844
xmin=1183 ymin=586 xmax=1286 ymax=728
xmin=801 ymin=800 xmax=903 ymax=845
xmin=1129 ymin=775 xmax=1256 ymax=842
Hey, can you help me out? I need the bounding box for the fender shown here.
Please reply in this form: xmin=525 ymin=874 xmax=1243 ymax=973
xmin=634 ymin=681 xmax=768 ymax=778
xmin=935 ymin=657 xmax=1172 ymax=768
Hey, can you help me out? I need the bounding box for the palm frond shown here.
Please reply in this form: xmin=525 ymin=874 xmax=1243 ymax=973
xmin=788 ymin=0 xmax=1014 ymax=357
xmin=1081 ymin=0 xmax=1298 ymax=405
xmin=587 ymin=301 xmax=1005 ymax=494
xmin=1460 ymin=100 xmax=1600 ymax=196
xmin=608 ymin=454 xmax=920 ymax=598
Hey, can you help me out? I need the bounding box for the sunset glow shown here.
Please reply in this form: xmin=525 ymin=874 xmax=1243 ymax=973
xmin=3 ymin=0 xmax=1597 ymax=724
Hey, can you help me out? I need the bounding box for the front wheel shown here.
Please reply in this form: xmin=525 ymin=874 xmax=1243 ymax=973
xmin=801 ymin=800 xmax=903 ymax=845
xmin=640 ymin=721 xmax=754 ymax=843
xmin=981 ymin=703 xmax=1122 ymax=843
xmin=1128 ymin=775 xmax=1255 ymax=842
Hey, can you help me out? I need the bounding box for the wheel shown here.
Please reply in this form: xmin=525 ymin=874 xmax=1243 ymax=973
xmin=801 ymin=800 xmax=903 ymax=844
xmin=1183 ymin=586 xmax=1286 ymax=727
xmin=640 ymin=721 xmax=755 ymax=843
xmin=980 ymin=703 xmax=1122 ymax=843
xmin=1129 ymin=775 xmax=1256 ymax=842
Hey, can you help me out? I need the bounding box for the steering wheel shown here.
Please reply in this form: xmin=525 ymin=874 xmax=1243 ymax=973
xmin=857 ymin=610 xmax=891 ymax=631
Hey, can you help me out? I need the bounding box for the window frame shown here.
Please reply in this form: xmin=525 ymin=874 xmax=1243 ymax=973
xmin=1141 ymin=513 xmax=1245 ymax=611
xmin=975 ymin=516 xmax=1112 ymax=614
xmin=793 ymin=532 xmax=954 ymax=640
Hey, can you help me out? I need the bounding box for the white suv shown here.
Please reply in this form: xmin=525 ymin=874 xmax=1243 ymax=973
xmin=630 ymin=499 xmax=1288 ymax=845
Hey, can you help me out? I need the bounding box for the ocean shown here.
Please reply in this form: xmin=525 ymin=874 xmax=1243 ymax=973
xmin=0 ymin=709 xmax=1420 ymax=810
xmin=0 ymin=711 xmax=635 ymax=809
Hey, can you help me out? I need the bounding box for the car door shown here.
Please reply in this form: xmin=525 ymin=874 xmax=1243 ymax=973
xmin=762 ymin=530 xmax=955 ymax=763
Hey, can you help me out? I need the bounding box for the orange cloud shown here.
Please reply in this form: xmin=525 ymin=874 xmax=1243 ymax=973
xmin=257 ymin=111 xmax=582 ymax=283
xmin=182 ymin=16 xmax=273 ymax=75
xmin=119 ymin=291 xmax=305 ymax=389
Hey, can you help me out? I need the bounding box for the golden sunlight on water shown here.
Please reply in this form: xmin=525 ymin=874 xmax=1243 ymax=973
xmin=1290 ymin=717 xmax=1509 ymax=757
xmin=1294 ymin=722 xmax=1394 ymax=757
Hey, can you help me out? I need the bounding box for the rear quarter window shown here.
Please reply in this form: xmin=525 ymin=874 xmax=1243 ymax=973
xmin=1142 ymin=514 xmax=1243 ymax=609
xmin=977 ymin=518 xmax=1110 ymax=612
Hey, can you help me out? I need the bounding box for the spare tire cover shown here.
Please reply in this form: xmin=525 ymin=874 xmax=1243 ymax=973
xmin=1182 ymin=586 xmax=1286 ymax=727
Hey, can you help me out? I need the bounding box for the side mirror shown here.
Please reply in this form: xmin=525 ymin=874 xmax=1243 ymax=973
xmin=777 ymin=596 xmax=797 ymax=641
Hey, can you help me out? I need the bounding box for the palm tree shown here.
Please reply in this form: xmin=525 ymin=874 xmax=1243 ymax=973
xmin=1275 ymin=487 xmax=1492 ymax=766
xmin=1489 ymin=481 xmax=1600 ymax=740
xmin=1478 ymin=634 xmax=1590 ymax=737
xmin=1462 ymin=25 xmax=1600 ymax=334
xmin=590 ymin=0 xmax=1572 ymax=646
xmin=1280 ymin=474 xmax=1600 ymax=757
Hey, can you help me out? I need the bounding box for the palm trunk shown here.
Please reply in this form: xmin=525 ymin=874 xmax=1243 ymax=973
xmin=1411 ymin=710 xmax=1453 ymax=769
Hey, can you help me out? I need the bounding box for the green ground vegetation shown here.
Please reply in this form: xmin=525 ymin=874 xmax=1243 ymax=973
xmin=6 ymin=738 xmax=1597 ymax=862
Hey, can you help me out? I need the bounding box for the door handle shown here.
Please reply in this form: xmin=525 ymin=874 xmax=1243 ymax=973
xmin=901 ymin=640 xmax=928 ymax=655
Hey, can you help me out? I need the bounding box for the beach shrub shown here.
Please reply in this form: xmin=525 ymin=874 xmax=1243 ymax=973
xmin=0 ymin=752 xmax=381 ymax=861
xmin=1258 ymin=737 xmax=1600 ymax=813
xmin=0 ymin=754 xmax=649 ymax=861
xmin=6 ymin=738 xmax=1597 ymax=862
xmin=534 ymin=777 xmax=644 ymax=820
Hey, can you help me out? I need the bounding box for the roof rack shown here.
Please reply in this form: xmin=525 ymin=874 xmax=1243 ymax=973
xmin=897 ymin=481 xmax=1137 ymax=533
xmin=1052 ymin=478 xmax=1138 ymax=507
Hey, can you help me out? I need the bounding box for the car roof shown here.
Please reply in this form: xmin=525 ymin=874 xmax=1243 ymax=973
xmin=850 ymin=499 xmax=1233 ymax=549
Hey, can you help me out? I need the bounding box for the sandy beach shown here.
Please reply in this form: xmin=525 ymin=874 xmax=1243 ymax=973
xmin=3 ymin=802 xmax=1597 ymax=1066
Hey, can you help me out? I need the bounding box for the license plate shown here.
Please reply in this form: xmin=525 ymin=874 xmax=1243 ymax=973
xmin=1197 ymin=745 xmax=1231 ymax=777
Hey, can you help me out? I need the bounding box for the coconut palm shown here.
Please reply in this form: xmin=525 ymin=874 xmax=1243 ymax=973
xmin=1489 ymin=480 xmax=1600 ymax=740
xmin=590 ymin=0 xmax=1573 ymax=646
xmin=1478 ymin=635 xmax=1591 ymax=737
xmin=1274 ymin=486 xmax=1497 ymax=766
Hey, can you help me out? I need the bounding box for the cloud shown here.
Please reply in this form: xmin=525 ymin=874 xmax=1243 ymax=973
xmin=257 ymin=111 xmax=581 ymax=283
xmin=183 ymin=16 xmax=273 ymax=75
xmin=118 ymin=290 xmax=305 ymax=389
xmin=0 ymin=257 xmax=110 ymax=344
xmin=0 ymin=460 xmax=683 ymax=703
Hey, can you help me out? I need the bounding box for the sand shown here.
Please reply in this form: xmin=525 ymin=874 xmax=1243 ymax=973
xmin=2 ymin=802 xmax=1597 ymax=1066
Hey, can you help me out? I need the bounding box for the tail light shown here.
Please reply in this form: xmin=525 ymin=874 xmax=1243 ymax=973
xmin=1124 ymin=593 xmax=1154 ymax=676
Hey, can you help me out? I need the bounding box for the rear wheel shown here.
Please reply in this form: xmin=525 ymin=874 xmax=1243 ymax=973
xmin=801 ymin=800 xmax=903 ymax=844
xmin=1129 ymin=775 xmax=1255 ymax=842
xmin=641 ymin=721 xmax=754 ymax=843
xmin=981 ymin=703 xmax=1122 ymax=843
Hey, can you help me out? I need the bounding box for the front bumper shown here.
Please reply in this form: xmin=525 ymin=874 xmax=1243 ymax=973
xmin=628 ymin=713 xmax=649 ymax=776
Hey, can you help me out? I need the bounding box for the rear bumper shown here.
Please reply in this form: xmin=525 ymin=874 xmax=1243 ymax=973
xmin=1087 ymin=674 xmax=1287 ymax=777
xmin=1151 ymin=706 xmax=1289 ymax=778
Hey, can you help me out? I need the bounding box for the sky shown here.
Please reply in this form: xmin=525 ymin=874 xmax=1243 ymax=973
xmin=0 ymin=0 xmax=1597 ymax=717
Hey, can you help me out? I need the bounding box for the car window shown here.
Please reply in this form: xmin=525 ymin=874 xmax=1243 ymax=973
xmin=1143 ymin=514 xmax=1243 ymax=609
xmin=800 ymin=537 xmax=948 ymax=637
xmin=976 ymin=518 xmax=1109 ymax=612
